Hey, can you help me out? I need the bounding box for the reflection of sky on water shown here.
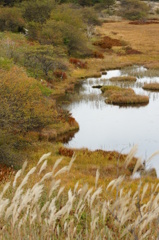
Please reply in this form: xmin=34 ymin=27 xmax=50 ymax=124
xmin=64 ymin=66 xmax=159 ymax=176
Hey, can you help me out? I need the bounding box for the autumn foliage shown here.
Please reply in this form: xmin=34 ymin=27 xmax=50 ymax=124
xmin=94 ymin=36 xmax=123 ymax=49
xmin=53 ymin=70 xmax=67 ymax=80
xmin=0 ymin=67 xmax=56 ymax=132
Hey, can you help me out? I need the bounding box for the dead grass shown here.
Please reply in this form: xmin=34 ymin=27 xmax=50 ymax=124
xmin=143 ymin=82 xmax=159 ymax=91
xmin=101 ymin=85 xmax=149 ymax=105
xmin=109 ymin=76 xmax=137 ymax=82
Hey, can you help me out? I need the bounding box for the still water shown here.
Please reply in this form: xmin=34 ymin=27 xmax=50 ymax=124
xmin=64 ymin=66 xmax=159 ymax=176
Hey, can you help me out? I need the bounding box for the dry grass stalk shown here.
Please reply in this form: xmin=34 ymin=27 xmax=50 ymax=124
xmin=125 ymin=144 xmax=138 ymax=168
xmin=0 ymin=151 xmax=158 ymax=239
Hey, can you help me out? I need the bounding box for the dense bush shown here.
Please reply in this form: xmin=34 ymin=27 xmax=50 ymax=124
xmin=22 ymin=0 xmax=55 ymax=24
xmin=0 ymin=7 xmax=25 ymax=32
xmin=26 ymin=4 xmax=91 ymax=57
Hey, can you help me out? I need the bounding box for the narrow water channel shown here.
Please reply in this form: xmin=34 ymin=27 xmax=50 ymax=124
xmin=64 ymin=66 xmax=159 ymax=176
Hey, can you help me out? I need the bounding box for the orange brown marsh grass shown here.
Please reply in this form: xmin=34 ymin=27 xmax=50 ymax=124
xmin=93 ymin=36 xmax=123 ymax=49
xmin=101 ymin=85 xmax=149 ymax=105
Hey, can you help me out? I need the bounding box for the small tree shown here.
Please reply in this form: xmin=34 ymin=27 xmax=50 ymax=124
xmin=25 ymin=45 xmax=66 ymax=79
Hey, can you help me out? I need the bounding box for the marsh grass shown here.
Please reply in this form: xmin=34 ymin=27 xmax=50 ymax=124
xmin=101 ymin=85 xmax=149 ymax=105
xmin=0 ymin=148 xmax=159 ymax=239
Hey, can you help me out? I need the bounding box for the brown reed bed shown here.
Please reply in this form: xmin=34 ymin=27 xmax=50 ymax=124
xmin=143 ymin=82 xmax=159 ymax=91
xmin=101 ymin=85 xmax=149 ymax=105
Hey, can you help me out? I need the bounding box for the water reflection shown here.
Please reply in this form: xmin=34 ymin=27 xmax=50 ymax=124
xmin=64 ymin=66 xmax=159 ymax=176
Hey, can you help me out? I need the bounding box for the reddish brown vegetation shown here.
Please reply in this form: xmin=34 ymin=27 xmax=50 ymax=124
xmin=69 ymin=58 xmax=87 ymax=69
xmin=68 ymin=117 xmax=77 ymax=126
xmin=0 ymin=164 xmax=15 ymax=182
xmin=94 ymin=36 xmax=123 ymax=49
xmin=59 ymin=147 xmax=74 ymax=157
xmin=53 ymin=71 xmax=67 ymax=80
xmin=93 ymin=51 xmax=104 ymax=59
xmin=125 ymin=46 xmax=141 ymax=55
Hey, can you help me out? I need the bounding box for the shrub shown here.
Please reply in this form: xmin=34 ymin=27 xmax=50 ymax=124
xmin=22 ymin=0 xmax=55 ymax=24
xmin=0 ymin=7 xmax=25 ymax=32
xmin=24 ymin=45 xmax=66 ymax=79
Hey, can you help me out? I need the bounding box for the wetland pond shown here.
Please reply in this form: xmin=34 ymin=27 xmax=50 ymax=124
xmin=63 ymin=66 xmax=159 ymax=176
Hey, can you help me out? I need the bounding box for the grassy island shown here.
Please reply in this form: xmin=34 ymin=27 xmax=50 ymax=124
xmin=101 ymin=85 xmax=149 ymax=105
xmin=109 ymin=76 xmax=137 ymax=82
xmin=143 ymin=82 xmax=159 ymax=91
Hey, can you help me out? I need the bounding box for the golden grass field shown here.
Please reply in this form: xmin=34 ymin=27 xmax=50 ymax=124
xmin=98 ymin=21 xmax=159 ymax=67
xmin=70 ymin=21 xmax=159 ymax=84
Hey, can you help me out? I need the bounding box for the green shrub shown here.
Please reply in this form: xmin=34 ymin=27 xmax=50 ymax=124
xmin=22 ymin=0 xmax=55 ymax=24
